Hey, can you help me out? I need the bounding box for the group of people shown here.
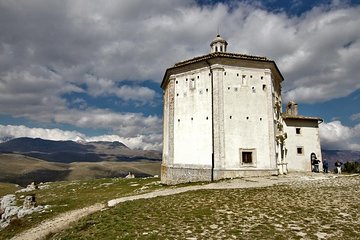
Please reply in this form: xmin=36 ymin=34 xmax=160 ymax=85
xmin=311 ymin=153 xmax=343 ymax=174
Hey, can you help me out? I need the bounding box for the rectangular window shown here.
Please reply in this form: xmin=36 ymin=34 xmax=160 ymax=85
xmin=242 ymin=75 xmax=247 ymax=85
xmin=297 ymin=147 xmax=303 ymax=155
xmin=296 ymin=128 xmax=301 ymax=134
xmin=242 ymin=152 xmax=253 ymax=164
xmin=240 ymin=148 xmax=256 ymax=166
xmin=190 ymin=78 xmax=196 ymax=90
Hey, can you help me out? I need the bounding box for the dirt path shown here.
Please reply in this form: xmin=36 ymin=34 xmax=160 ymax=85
xmin=11 ymin=203 xmax=105 ymax=240
xmin=11 ymin=174 xmax=338 ymax=240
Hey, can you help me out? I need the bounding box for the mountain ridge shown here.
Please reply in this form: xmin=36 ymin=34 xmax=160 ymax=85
xmin=0 ymin=137 xmax=160 ymax=163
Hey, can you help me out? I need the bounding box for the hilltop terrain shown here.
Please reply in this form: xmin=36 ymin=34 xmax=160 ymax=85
xmin=0 ymin=138 xmax=161 ymax=186
xmin=1 ymin=174 xmax=359 ymax=239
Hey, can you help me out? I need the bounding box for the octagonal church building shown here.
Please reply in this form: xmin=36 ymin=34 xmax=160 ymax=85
xmin=161 ymin=35 xmax=322 ymax=184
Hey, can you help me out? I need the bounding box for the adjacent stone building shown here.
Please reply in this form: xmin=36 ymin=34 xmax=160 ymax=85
xmin=161 ymin=35 xmax=322 ymax=184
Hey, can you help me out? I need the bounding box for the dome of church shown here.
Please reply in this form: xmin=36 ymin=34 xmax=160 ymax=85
xmin=210 ymin=34 xmax=228 ymax=53
xmin=211 ymin=34 xmax=227 ymax=45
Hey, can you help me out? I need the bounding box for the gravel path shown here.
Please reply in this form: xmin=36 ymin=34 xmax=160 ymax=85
xmin=11 ymin=173 xmax=347 ymax=240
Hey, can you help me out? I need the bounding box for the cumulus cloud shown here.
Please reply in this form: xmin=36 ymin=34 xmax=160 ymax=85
xmin=0 ymin=0 xmax=359 ymax=150
xmin=84 ymin=75 xmax=157 ymax=104
xmin=319 ymin=121 xmax=360 ymax=150
xmin=53 ymin=109 xmax=162 ymax=137
xmin=0 ymin=124 xmax=162 ymax=150
xmin=0 ymin=124 xmax=85 ymax=142
xmin=350 ymin=113 xmax=360 ymax=121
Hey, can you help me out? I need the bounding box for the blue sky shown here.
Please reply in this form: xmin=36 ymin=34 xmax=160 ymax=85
xmin=0 ymin=0 xmax=359 ymax=150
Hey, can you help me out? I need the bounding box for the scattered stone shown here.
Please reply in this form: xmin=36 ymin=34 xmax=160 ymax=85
xmin=16 ymin=182 xmax=39 ymax=193
xmin=209 ymin=224 xmax=218 ymax=229
xmin=99 ymin=183 xmax=113 ymax=187
xmin=0 ymin=194 xmax=46 ymax=230
xmin=23 ymin=194 xmax=36 ymax=209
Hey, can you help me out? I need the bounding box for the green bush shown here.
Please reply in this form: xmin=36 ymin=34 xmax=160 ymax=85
xmin=343 ymin=161 xmax=360 ymax=173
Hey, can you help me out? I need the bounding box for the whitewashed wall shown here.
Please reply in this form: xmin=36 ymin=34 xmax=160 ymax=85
xmin=221 ymin=66 xmax=276 ymax=169
xmin=284 ymin=119 xmax=322 ymax=171
xmin=173 ymin=67 xmax=213 ymax=167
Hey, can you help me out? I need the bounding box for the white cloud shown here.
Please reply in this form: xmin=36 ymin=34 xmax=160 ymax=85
xmin=0 ymin=124 xmax=162 ymax=150
xmin=350 ymin=113 xmax=360 ymax=121
xmin=319 ymin=121 xmax=360 ymax=150
xmin=0 ymin=0 xmax=359 ymax=149
xmin=53 ymin=109 xmax=161 ymax=137
xmin=0 ymin=124 xmax=85 ymax=142
xmin=84 ymin=75 xmax=157 ymax=104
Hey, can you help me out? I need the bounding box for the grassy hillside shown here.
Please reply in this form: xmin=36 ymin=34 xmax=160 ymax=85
xmin=0 ymin=177 xmax=164 ymax=239
xmin=0 ymin=153 xmax=161 ymax=186
xmin=52 ymin=176 xmax=360 ymax=240
xmin=0 ymin=182 xmax=21 ymax=196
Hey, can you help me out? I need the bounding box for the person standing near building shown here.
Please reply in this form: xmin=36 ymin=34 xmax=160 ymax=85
xmin=323 ymin=159 xmax=329 ymax=173
xmin=335 ymin=160 xmax=343 ymax=174
xmin=313 ymin=158 xmax=320 ymax=173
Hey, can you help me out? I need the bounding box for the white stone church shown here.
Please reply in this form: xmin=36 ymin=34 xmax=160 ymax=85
xmin=161 ymin=35 xmax=322 ymax=184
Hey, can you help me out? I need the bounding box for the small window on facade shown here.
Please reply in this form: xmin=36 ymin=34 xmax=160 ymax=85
xmin=176 ymin=93 xmax=179 ymax=96
xmin=242 ymin=75 xmax=247 ymax=85
xmin=206 ymin=88 xmax=208 ymax=92
xmin=242 ymin=152 xmax=253 ymax=164
xmin=224 ymin=72 xmax=226 ymax=76
xmin=228 ymin=87 xmax=230 ymax=90
xmin=209 ymin=73 xmax=211 ymax=76
xmin=186 ymin=78 xmax=188 ymax=81
xmin=178 ymin=119 xmax=180 ymax=122
xmin=215 ymin=46 xmax=218 ymax=52
xmin=237 ymin=73 xmax=239 ymax=77
xmin=206 ymin=117 xmax=208 ymax=120
xmin=234 ymin=87 xmax=238 ymax=92
xmin=240 ymin=149 xmax=256 ymax=166
xmin=297 ymin=147 xmax=303 ymax=155
xmin=220 ymin=46 xmax=223 ymax=52
xmin=190 ymin=78 xmax=196 ymax=90
xmin=262 ymin=84 xmax=266 ymax=91
xmin=191 ymin=117 xmax=193 ymax=120
xmin=260 ymin=118 xmax=262 ymax=121
xmin=252 ymin=87 xmax=256 ymax=93
xmin=197 ymin=76 xmax=199 ymax=79
xmin=250 ymin=75 xmax=253 ymax=78
xmin=246 ymin=117 xmax=249 ymax=120
xmin=230 ymin=116 xmax=232 ymax=119
xmin=261 ymin=76 xmax=264 ymax=80
xmin=176 ymin=81 xmax=178 ymax=84
xmin=296 ymin=128 xmax=301 ymax=134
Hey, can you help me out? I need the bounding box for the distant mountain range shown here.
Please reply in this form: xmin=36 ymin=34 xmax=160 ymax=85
xmin=0 ymin=137 xmax=161 ymax=186
xmin=0 ymin=137 xmax=161 ymax=163
xmin=322 ymin=149 xmax=360 ymax=170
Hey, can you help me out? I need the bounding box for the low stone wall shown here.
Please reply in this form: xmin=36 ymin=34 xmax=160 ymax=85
xmin=161 ymin=164 xmax=212 ymax=185
xmin=213 ymin=168 xmax=279 ymax=180
xmin=161 ymin=164 xmax=279 ymax=185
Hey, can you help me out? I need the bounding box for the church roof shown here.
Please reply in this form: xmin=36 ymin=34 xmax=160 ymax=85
xmin=174 ymin=52 xmax=268 ymax=67
xmin=161 ymin=52 xmax=284 ymax=89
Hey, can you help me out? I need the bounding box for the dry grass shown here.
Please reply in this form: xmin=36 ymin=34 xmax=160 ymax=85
xmin=0 ymin=182 xmax=21 ymax=197
xmin=0 ymin=177 xmax=163 ymax=239
xmin=0 ymin=153 xmax=160 ymax=186
xmin=53 ymin=175 xmax=360 ymax=240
